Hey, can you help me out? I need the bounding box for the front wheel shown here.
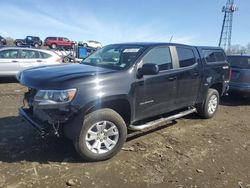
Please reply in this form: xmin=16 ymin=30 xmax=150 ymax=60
xmin=196 ymin=88 xmax=220 ymax=119
xmin=74 ymin=108 xmax=127 ymax=162
xmin=16 ymin=41 xmax=22 ymax=47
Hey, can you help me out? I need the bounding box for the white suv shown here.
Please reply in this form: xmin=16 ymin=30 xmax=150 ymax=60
xmin=78 ymin=40 xmax=102 ymax=49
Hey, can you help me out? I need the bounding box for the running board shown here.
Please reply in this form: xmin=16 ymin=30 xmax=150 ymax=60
xmin=129 ymin=107 xmax=197 ymax=131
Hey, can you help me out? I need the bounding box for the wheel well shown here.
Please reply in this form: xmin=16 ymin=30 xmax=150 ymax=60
xmin=85 ymin=99 xmax=131 ymax=125
xmin=210 ymin=83 xmax=223 ymax=96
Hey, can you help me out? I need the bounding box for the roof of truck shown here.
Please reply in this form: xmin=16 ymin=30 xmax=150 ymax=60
xmin=108 ymin=42 xmax=223 ymax=50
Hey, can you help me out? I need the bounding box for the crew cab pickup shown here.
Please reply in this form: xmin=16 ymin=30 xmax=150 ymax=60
xmin=18 ymin=43 xmax=230 ymax=161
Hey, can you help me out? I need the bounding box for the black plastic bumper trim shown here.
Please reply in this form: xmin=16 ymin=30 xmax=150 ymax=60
xmin=19 ymin=107 xmax=45 ymax=135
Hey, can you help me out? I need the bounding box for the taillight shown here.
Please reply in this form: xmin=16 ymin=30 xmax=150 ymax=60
xmin=228 ymin=68 xmax=232 ymax=81
xmin=56 ymin=57 xmax=62 ymax=63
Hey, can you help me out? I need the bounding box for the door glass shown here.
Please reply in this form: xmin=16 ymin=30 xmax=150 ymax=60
xmin=204 ymin=50 xmax=216 ymax=63
xmin=0 ymin=50 xmax=18 ymax=59
xmin=20 ymin=50 xmax=40 ymax=59
xmin=142 ymin=47 xmax=173 ymax=71
xmin=177 ymin=47 xmax=196 ymax=67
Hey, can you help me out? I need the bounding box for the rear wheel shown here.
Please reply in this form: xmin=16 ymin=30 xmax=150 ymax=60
xmin=51 ymin=43 xmax=57 ymax=49
xmin=196 ymin=88 xmax=219 ymax=119
xmin=63 ymin=56 xmax=71 ymax=63
xmin=74 ymin=108 xmax=127 ymax=161
xmin=34 ymin=43 xmax=39 ymax=48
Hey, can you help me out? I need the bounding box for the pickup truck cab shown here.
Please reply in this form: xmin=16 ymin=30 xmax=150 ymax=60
xmin=18 ymin=42 xmax=230 ymax=161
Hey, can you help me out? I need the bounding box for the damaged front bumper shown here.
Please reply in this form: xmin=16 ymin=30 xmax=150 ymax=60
xmin=19 ymin=107 xmax=47 ymax=136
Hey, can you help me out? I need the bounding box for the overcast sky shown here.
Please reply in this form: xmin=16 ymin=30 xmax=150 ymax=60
xmin=0 ymin=0 xmax=249 ymax=46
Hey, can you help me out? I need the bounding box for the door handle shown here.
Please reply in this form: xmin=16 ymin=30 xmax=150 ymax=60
xmin=36 ymin=60 xmax=42 ymax=62
xmin=12 ymin=60 xmax=19 ymax=63
xmin=168 ymin=77 xmax=177 ymax=81
xmin=192 ymin=72 xmax=199 ymax=76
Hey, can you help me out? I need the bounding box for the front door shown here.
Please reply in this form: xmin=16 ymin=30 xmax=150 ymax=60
xmin=0 ymin=49 xmax=20 ymax=76
xmin=134 ymin=46 xmax=178 ymax=121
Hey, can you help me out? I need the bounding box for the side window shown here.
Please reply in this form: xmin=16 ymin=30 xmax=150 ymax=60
xmin=214 ymin=51 xmax=226 ymax=62
xmin=204 ymin=50 xmax=226 ymax=63
xmin=176 ymin=47 xmax=196 ymax=67
xmin=40 ymin=52 xmax=52 ymax=59
xmin=204 ymin=50 xmax=216 ymax=63
xmin=142 ymin=47 xmax=173 ymax=71
xmin=20 ymin=50 xmax=40 ymax=59
xmin=0 ymin=50 xmax=18 ymax=59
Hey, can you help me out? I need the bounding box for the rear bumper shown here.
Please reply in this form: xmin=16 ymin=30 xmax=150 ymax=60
xmin=229 ymin=83 xmax=250 ymax=94
xmin=19 ymin=107 xmax=46 ymax=135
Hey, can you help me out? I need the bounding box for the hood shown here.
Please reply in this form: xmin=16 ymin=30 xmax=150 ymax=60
xmin=19 ymin=63 xmax=116 ymax=89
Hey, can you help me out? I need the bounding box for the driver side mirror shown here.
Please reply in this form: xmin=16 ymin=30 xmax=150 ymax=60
xmin=137 ymin=63 xmax=159 ymax=78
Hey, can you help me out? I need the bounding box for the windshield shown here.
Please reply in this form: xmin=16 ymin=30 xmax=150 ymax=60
xmin=228 ymin=56 xmax=250 ymax=69
xmin=81 ymin=44 xmax=144 ymax=70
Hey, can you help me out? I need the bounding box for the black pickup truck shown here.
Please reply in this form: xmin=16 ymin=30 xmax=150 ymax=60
xmin=18 ymin=42 xmax=230 ymax=161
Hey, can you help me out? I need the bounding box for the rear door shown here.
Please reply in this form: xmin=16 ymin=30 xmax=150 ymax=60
xmin=174 ymin=46 xmax=201 ymax=108
xmin=58 ymin=38 xmax=64 ymax=46
xmin=134 ymin=46 xmax=178 ymax=120
xmin=0 ymin=49 xmax=20 ymax=76
xmin=18 ymin=49 xmax=42 ymax=70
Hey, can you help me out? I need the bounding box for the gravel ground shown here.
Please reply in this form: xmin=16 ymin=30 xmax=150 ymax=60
xmin=0 ymin=82 xmax=250 ymax=188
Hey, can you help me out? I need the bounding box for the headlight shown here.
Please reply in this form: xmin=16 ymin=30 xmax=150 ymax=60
xmin=34 ymin=89 xmax=77 ymax=105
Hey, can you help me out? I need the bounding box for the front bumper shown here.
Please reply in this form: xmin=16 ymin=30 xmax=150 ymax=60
xmin=19 ymin=107 xmax=47 ymax=136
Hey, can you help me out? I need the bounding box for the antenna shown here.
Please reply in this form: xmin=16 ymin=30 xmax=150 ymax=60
xmin=219 ymin=0 xmax=238 ymax=54
xmin=169 ymin=35 xmax=173 ymax=43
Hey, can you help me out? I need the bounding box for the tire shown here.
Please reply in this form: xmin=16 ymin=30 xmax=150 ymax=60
xmin=34 ymin=43 xmax=39 ymax=48
xmin=73 ymin=108 xmax=127 ymax=162
xmin=16 ymin=41 xmax=22 ymax=47
xmin=196 ymin=88 xmax=220 ymax=119
xmin=51 ymin=43 xmax=57 ymax=49
xmin=63 ymin=56 xmax=70 ymax=63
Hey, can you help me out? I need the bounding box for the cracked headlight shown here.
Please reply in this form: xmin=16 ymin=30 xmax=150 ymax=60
xmin=34 ymin=89 xmax=77 ymax=105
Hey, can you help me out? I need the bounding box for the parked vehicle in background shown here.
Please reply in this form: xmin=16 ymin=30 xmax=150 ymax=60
xmin=44 ymin=37 xmax=75 ymax=49
xmin=0 ymin=36 xmax=7 ymax=45
xmin=15 ymin=36 xmax=43 ymax=48
xmin=0 ymin=47 xmax=62 ymax=77
xmin=78 ymin=40 xmax=102 ymax=49
xmin=18 ymin=43 xmax=230 ymax=162
xmin=227 ymin=55 xmax=250 ymax=96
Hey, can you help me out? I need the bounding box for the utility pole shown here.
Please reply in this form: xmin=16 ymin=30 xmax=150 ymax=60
xmin=219 ymin=0 xmax=238 ymax=54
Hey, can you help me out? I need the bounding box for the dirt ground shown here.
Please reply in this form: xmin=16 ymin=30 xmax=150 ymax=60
xmin=0 ymin=82 xmax=250 ymax=188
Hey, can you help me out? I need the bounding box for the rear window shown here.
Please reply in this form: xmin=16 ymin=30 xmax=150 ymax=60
xmin=176 ymin=47 xmax=196 ymax=67
xmin=204 ymin=50 xmax=226 ymax=63
xmin=40 ymin=52 xmax=52 ymax=59
xmin=228 ymin=56 xmax=250 ymax=69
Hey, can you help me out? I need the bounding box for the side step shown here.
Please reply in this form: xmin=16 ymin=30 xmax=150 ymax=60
xmin=129 ymin=107 xmax=197 ymax=131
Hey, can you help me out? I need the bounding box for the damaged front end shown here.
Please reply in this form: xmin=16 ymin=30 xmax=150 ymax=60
xmin=19 ymin=88 xmax=78 ymax=137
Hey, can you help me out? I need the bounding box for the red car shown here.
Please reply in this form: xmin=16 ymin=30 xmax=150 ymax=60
xmin=44 ymin=37 xmax=75 ymax=49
